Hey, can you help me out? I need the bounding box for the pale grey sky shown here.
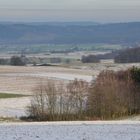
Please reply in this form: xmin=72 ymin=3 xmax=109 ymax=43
xmin=0 ymin=0 xmax=140 ymax=22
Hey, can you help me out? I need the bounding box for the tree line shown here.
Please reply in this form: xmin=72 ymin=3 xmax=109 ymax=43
xmin=115 ymin=47 xmax=140 ymax=63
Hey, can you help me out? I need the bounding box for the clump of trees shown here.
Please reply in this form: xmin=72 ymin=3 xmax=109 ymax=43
xmin=87 ymin=67 xmax=140 ymax=119
xmin=10 ymin=56 xmax=27 ymax=66
xmin=81 ymin=55 xmax=100 ymax=63
xmin=26 ymin=67 xmax=140 ymax=121
xmin=115 ymin=47 xmax=140 ymax=63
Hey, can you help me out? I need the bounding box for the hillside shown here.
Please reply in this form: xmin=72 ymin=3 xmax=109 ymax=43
xmin=0 ymin=22 xmax=140 ymax=45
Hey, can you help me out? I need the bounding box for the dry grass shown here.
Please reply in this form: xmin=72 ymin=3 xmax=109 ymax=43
xmin=0 ymin=66 xmax=94 ymax=95
xmin=0 ymin=63 xmax=140 ymax=95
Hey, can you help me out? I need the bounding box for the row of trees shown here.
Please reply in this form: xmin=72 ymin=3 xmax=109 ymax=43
xmin=115 ymin=47 xmax=140 ymax=63
xmin=81 ymin=47 xmax=140 ymax=64
xmin=81 ymin=51 xmax=118 ymax=63
xmin=25 ymin=67 xmax=140 ymax=121
xmin=0 ymin=56 xmax=71 ymax=66
xmin=81 ymin=55 xmax=100 ymax=63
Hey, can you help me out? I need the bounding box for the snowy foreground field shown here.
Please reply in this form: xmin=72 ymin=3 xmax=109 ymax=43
xmin=0 ymin=121 xmax=140 ymax=140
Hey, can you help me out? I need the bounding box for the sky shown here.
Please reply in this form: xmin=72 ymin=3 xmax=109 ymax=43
xmin=0 ymin=0 xmax=140 ymax=23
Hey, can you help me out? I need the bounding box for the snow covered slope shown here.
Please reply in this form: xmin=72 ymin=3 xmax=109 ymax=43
xmin=0 ymin=121 xmax=140 ymax=140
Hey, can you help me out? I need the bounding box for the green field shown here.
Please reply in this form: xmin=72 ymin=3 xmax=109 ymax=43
xmin=0 ymin=93 xmax=27 ymax=99
xmin=0 ymin=44 xmax=124 ymax=54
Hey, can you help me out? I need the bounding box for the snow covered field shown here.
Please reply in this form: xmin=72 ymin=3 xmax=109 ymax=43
xmin=0 ymin=97 xmax=30 ymax=117
xmin=0 ymin=66 xmax=94 ymax=94
xmin=0 ymin=121 xmax=140 ymax=140
xmin=0 ymin=72 xmax=93 ymax=82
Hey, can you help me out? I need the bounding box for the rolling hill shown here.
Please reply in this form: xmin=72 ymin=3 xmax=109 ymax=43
xmin=0 ymin=22 xmax=140 ymax=45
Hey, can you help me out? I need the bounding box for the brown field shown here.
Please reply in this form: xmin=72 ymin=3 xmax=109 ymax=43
xmin=0 ymin=66 xmax=95 ymax=95
xmin=0 ymin=62 xmax=140 ymax=95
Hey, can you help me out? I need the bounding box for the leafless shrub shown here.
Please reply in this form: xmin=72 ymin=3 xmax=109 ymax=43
xmin=27 ymin=79 xmax=89 ymax=121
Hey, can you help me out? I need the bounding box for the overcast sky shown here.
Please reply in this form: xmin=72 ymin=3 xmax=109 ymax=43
xmin=0 ymin=0 xmax=140 ymax=22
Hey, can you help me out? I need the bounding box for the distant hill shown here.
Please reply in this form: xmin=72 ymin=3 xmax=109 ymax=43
xmin=0 ymin=21 xmax=99 ymax=26
xmin=0 ymin=22 xmax=140 ymax=45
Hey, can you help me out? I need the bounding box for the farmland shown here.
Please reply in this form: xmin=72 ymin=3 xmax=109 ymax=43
xmin=0 ymin=6 xmax=140 ymax=140
xmin=0 ymin=62 xmax=140 ymax=118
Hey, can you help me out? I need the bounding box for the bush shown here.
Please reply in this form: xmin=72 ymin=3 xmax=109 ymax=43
xmin=27 ymin=79 xmax=89 ymax=121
